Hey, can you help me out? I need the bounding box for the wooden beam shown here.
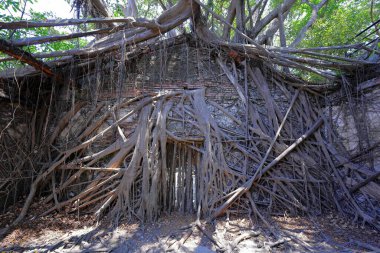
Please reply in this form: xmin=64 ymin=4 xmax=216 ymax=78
xmin=0 ymin=38 xmax=55 ymax=77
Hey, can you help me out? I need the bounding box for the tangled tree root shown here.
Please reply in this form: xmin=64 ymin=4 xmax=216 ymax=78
xmin=3 ymin=67 xmax=379 ymax=237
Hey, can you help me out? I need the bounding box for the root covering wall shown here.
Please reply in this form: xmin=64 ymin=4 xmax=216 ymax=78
xmin=0 ymin=37 xmax=379 ymax=229
xmin=46 ymin=40 xmax=335 ymax=220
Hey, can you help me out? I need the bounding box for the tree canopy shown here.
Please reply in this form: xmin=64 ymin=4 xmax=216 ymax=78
xmin=0 ymin=0 xmax=378 ymax=71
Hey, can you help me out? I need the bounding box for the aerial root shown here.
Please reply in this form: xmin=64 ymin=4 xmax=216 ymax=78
xmin=2 ymin=65 xmax=377 ymax=237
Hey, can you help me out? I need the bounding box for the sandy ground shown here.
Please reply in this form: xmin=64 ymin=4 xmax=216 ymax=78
xmin=0 ymin=199 xmax=379 ymax=252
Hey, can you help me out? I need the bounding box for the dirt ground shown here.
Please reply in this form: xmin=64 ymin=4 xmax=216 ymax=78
xmin=0 ymin=199 xmax=379 ymax=252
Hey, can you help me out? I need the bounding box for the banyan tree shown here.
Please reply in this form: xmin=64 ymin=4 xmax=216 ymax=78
xmin=0 ymin=0 xmax=379 ymax=241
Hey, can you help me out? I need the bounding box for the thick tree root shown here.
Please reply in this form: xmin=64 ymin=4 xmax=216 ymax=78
xmin=2 ymin=64 xmax=376 ymax=237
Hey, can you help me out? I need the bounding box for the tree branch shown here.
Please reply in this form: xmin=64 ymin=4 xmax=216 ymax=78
xmin=250 ymin=0 xmax=296 ymax=39
xmin=349 ymin=171 xmax=380 ymax=194
xmin=88 ymin=0 xmax=111 ymax=18
xmin=256 ymin=10 xmax=290 ymax=46
xmin=290 ymin=0 xmax=328 ymax=48
xmin=0 ymin=17 xmax=149 ymax=29
xmin=0 ymin=38 xmax=56 ymax=77
xmin=8 ymin=18 xmax=163 ymax=47
xmin=10 ymin=27 xmax=119 ymax=47
xmin=85 ymin=0 xmax=196 ymax=51
xmin=211 ymin=117 xmax=324 ymax=219
xmin=244 ymin=0 xmax=264 ymax=29
xmin=278 ymin=6 xmax=287 ymax=47
xmin=122 ymin=0 xmax=138 ymax=18
xmin=222 ymin=0 xmax=237 ymax=40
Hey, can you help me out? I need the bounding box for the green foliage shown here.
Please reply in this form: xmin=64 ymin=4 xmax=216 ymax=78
xmin=0 ymin=0 xmax=87 ymax=70
xmin=0 ymin=0 xmax=378 ymax=72
xmin=0 ymin=0 xmax=36 ymax=17
xmin=286 ymin=0 xmax=379 ymax=49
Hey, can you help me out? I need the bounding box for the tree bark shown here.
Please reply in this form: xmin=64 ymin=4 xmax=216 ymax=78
xmin=222 ymin=0 xmax=237 ymax=40
xmin=250 ymin=0 xmax=296 ymax=39
xmin=0 ymin=38 xmax=56 ymax=77
xmin=123 ymin=0 xmax=138 ymax=18
xmin=211 ymin=117 xmax=323 ymax=219
xmin=234 ymin=0 xmax=245 ymax=42
xmin=0 ymin=17 xmax=136 ymax=29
